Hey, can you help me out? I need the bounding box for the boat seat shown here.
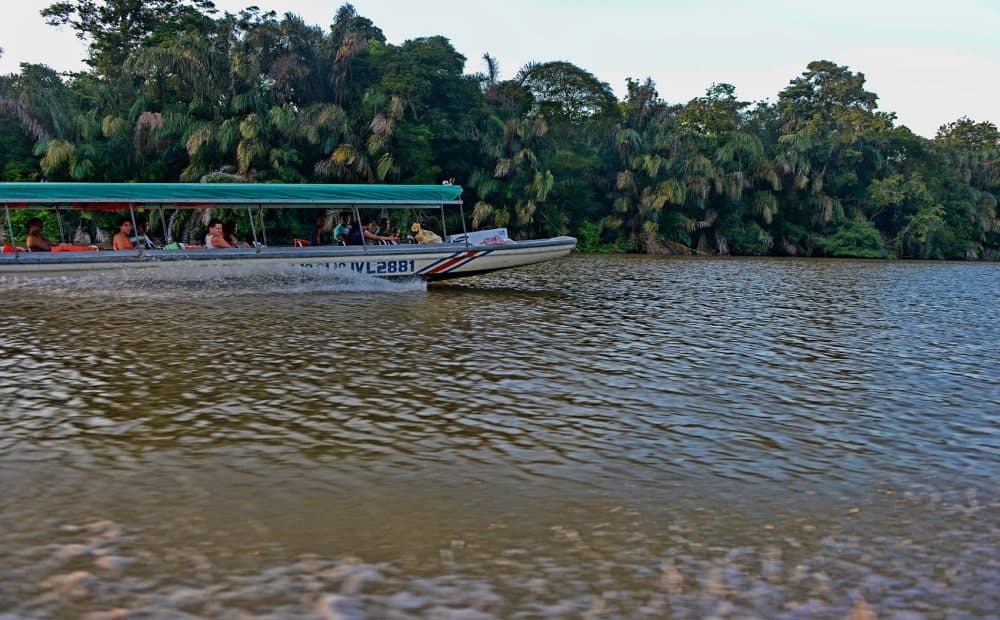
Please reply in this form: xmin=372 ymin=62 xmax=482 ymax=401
xmin=1 ymin=244 xmax=27 ymax=253
xmin=52 ymin=245 xmax=99 ymax=252
xmin=293 ymin=238 xmax=310 ymax=247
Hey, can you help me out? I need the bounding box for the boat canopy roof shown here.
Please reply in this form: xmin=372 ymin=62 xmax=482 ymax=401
xmin=0 ymin=182 xmax=464 ymax=209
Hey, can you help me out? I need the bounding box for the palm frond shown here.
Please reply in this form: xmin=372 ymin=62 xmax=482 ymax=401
xmin=70 ymin=158 xmax=95 ymax=180
xmin=369 ymin=113 xmax=392 ymax=137
xmin=268 ymin=105 xmax=297 ymax=137
xmin=366 ymin=133 xmax=387 ymax=156
xmin=237 ymin=138 xmax=264 ymax=172
xmin=617 ymin=170 xmax=635 ymax=192
xmin=494 ymin=158 xmax=512 ymax=178
xmin=101 ymin=115 xmax=129 ymax=138
xmin=656 ymin=179 xmax=685 ymax=205
xmin=240 ymin=113 xmax=263 ymax=140
xmin=0 ymin=96 xmax=51 ymax=142
xmin=598 ymin=215 xmax=623 ymax=233
xmin=39 ymin=139 xmax=76 ymax=177
xmin=133 ymin=111 xmax=164 ymax=153
xmin=471 ymin=201 xmax=494 ymax=228
xmin=388 ymin=96 xmax=406 ymax=122
xmin=218 ymin=118 xmax=241 ymax=155
xmin=613 ymin=196 xmax=632 ymax=213
xmin=186 ymin=125 xmax=217 ymax=160
xmin=375 ymin=153 xmax=394 ymax=181
xmin=752 ymin=191 xmax=778 ymax=224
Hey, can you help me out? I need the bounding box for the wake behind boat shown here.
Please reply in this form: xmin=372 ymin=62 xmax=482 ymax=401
xmin=0 ymin=183 xmax=576 ymax=281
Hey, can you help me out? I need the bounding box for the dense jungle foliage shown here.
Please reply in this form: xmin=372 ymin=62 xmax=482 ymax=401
xmin=1 ymin=1 xmax=997 ymax=258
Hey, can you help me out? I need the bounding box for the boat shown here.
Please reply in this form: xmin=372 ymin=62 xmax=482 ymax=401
xmin=0 ymin=183 xmax=576 ymax=281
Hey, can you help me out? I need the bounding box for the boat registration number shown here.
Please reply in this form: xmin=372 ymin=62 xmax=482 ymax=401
xmin=298 ymin=259 xmax=417 ymax=274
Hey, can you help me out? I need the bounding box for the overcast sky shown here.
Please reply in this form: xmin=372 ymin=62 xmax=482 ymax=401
xmin=2 ymin=0 xmax=998 ymax=137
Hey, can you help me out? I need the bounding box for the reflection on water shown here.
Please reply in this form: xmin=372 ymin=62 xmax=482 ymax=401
xmin=0 ymin=255 xmax=997 ymax=617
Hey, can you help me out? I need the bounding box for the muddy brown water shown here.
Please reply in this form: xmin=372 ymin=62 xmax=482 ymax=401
xmin=1 ymin=255 xmax=997 ymax=618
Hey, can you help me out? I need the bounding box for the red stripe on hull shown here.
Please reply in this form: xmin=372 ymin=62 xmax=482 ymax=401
xmin=426 ymin=251 xmax=478 ymax=274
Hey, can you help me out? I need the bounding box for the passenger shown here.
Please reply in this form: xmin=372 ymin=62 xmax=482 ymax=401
xmin=377 ymin=217 xmax=400 ymax=244
xmin=25 ymin=217 xmax=55 ymax=251
xmin=346 ymin=219 xmax=364 ymax=245
xmin=333 ymin=212 xmax=352 ymax=245
xmin=130 ymin=220 xmax=158 ymax=249
xmin=363 ymin=219 xmax=395 ymax=244
xmin=112 ymin=218 xmax=135 ymax=250
xmin=310 ymin=212 xmax=328 ymax=246
xmin=204 ymin=220 xmax=234 ymax=248
xmin=222 ymin=221 xmax=249 ymax=248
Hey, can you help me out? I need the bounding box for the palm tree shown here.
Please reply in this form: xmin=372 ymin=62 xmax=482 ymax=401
xmin=314 ymin=91 xmax=407 ymax=183
xmin=468 ymin=109 xmax=553 ymax=235
xmin=328 ymin=4 xmax=385 ymax=106
xmin=126 ymin=32 xmax=228 ymax=116
xmin=605 ymin=79 xmax=686 ymax=252
xmin=0 ymin=97 xmax=51 ymax=143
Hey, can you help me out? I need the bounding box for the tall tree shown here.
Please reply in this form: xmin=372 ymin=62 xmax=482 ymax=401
xmin=42 ymin=0 xmax=217 ymax=77
xmin=774 ymin=60 xmax=893 ymax=254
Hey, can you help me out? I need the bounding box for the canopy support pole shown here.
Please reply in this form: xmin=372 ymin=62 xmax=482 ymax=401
xmin=128 ymin=206 xmax=141 ymax=254
xmin=4 ymin=204 xmax=16 ymax=256
xmin=353 ymin=205 xmax=366 ymax=252
xmin=246 ymin=207 xmax=258 ymax=249
xmin=440 ymin=205 xmax=447 ymax=241
xmin=459 ymin=202 xmax=469 ymax=247
xmin=159 ymin=206 xmax=168 ymax=243
xmin=55 ymin=208 xmax=66 ymax=243
xmin=257 ymin=206 xmax=268 ymax=247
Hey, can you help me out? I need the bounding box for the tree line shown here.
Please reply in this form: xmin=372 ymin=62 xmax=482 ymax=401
xmin=1 ymin=1 xmax=997 ymax=258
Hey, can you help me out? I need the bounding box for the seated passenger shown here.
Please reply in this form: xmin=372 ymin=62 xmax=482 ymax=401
xmin=204 ymin=220 xmax=234 ymax=249
xmin=112 ymin=218 xmax=135 ymax=250
xmin=25 ymin=217 xmax=55 ymax=252
xmin=130 ymin=220 xmax=159 ymax=249
xmin=333 ymin=212 xmax=352 ymax=245
xmin=346 ymin=219 xmax=364 ymax=245
xmin=310 ymin=212 xmax=329 ymax=246
xmin=377 ymin=217 xmax=400 ymax=244
xmin=222 ymin=221 xmax=250 ymax=248
xmin=363 ymin=219 xmax=395 ymax=244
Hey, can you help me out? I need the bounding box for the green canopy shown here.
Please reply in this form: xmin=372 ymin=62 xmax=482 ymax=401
xmin=0 ymin=182 xmax=464 ymax=208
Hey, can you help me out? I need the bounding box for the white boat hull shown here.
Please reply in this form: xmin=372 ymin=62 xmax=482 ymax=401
xmin=0 ymin=237 xmax=576 ymax=281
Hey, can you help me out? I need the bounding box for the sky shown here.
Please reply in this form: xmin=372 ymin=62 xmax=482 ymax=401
xmin=1 ymin=0 xmax=998 ymax=138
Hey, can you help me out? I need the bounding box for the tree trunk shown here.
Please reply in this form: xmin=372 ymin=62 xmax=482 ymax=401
xmin=714 ymin=230 xmax=730 ymax=255
xmin=165 ymin=209 xmax=180 ymax=243
xmin=180 ymin=208 xmax=211 ymax=244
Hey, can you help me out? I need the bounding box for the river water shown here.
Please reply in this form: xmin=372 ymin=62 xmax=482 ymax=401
xmin=0 ymin=254 xmax=997 ymax=618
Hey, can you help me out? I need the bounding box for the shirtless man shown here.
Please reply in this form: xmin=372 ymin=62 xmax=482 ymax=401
xmin=25 ymin=217 xmax=55 ymax=252
xmin=112 ymin=218 xmax=134 ymax=250
xmin=204 ymin=220 xmax=234 ymax=248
